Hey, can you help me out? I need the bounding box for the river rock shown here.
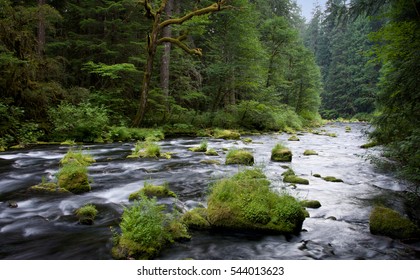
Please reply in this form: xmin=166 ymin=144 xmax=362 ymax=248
xmin=7 ymin=201 xmax=18 ymax=208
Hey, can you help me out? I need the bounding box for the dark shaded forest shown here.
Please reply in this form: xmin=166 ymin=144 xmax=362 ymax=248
xmin=0 ymin=0 xmax=419 ymax=185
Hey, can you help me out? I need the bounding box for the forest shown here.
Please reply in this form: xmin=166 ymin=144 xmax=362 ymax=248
xmin=0 ymin=0 xmax=420 ymax=262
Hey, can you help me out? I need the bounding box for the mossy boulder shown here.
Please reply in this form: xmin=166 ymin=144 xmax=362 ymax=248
xmin=283 ymin=175 xmax=309 ymax=185
xmin=303 ymin=150 xmax=318 ymax=156
xmin=60 ymin=150 xmax=95 ymax=166
xmin=214 ymin=129 xmax=241 ymax=140
xmin=205 ymin=148 xmax=218 ymax=156
xmin=57 ymin=164 xmax=91 ymax=194
xmin=369 ymin=206 xmax=420 ymax=240
xmin=129 ymin=183 xmax=176 ymax=200
xmin=75 ymin=204 xmax=98 ymax=225
xmin=271 ymin=143 xmax=292 ymax=162
xmin=322 ymin=176 xmax=343 ymax=183
xmin=288 ymin=135 xmax=300 ymax=141
xmin=361 ymin=141 xmax=378 ymax=149
xmin=181 ymin=208 xmax=211 ymax=230
xmin=300 ymin=200 xmax=322 ymax=209
xmin=200 ymin=159 xmax=221 ymax=165
xmin=28 ymin=182 xmax=71 ymax=195
xmin=225 ymin=149 xmax=254 ymax=165
xmin=189 ymin=140 xmax=207 ymax=152
xmin=242 ymin=138 xmax=253 ymax=143
xmin=207 ymin=168 xmax=306 ymax=234
xmin=313 ymin=173 xmax=322 ymax=178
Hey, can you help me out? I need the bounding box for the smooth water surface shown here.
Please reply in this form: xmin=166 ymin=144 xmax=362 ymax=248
xmin=0 ymin=123 xmax=419 ymax=259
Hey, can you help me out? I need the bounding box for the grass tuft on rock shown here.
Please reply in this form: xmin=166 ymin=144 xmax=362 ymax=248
xmin=129 ymin=183 xmax=176 ymax=200
xmin=225 ymin=149 xmax=254 ymax=165
xmin=369 ymin=206 xmax=420 ymax=240
xmin=206 ymin=168 xmax=306 ymax=234
xmin=213 ymin=129 xmax=241 ymax=140
xmin=271 ymin=143 xmax=292 ymax=162
xmin=75 ymin=204 xmax=98 ymax=225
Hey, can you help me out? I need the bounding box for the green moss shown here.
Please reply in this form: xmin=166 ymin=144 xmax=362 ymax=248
xmin=361 ymin=141 xmax=378 ymax=149
xmin=283 ymin=175 xmax=309 ymax=185
xmin=75 ymin=204 xmax=98 ymax=225
xmin=108 ymin=127 xmax=164 ymax=142
xmin=28 ymin=182 xmax=71 ymax=194
xmin=242 ymin=138 xmax=253 ymax=143
xmin=326 ymin=133 xmax=337 ymax=137
xmin=205 ymin=148 xmax=218 ymax=156
xmin=288 ymin=135 xmax=300 ymax=141
xmin=281 ymin=168 xmax=295 ymax=177
xmin=200 ymin=159 xmax=221 ymax=165
xmin=112 ymin=195 xmax=187 ymax=260
xmin=189 ymin=140 xmax=208 ymax=152
xmin=271 ymin=143 xmax=292 ymax=162
xmin=313 ymin=173 xmax=321 ymax=178
xmin=225 ymin=149 xmax=254 ymax=165
xmin=57 ymin=163 xmax=91 ymax=194
xmin=60 ymin=149 xmax=95 ymax=166
xmin=300 ymin=200 xmax=322 ymax=209
xmin=181 ymin=208 xmax=211 ymax=230
xmin=345 ymin=126 xmax=351 ymax=132
xmin=60 ymin=140 xmax=76 ymax=145
xmin=303 ymin=150 xmax=318 ymax=156
xmin=214 ymin=129 xmax=241 ymax=140
xmin=128 ymin=141 xmax=165 ymax=159
xmin=207 ymin=168 xmax=306 ymax=234
xmin=369 ymin=206 xmax=420 ymax=240
xmin=322 ymin=176 xmax=344 ymax=183
xmin=129 ymin=183 xmax=176 ymax=200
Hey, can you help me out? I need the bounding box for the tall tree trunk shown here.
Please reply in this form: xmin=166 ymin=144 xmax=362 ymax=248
xmin=37 ymin=0 xmax=46 ymax=56
xmin=160 ymin=0 xmax=174 ymax=113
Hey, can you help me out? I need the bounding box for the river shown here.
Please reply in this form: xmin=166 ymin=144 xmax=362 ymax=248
xmin=0 ymin=122 xmax=419 ymax=259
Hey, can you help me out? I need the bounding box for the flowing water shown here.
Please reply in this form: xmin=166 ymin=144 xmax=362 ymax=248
xmin=0 ymin=123 xmax=419 ymax=260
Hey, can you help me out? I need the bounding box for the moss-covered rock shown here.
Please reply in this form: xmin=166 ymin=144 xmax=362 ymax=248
xmin=369 ymin=206 xmax=420 ymax=240
xmin=57 ymin=163 xmax=91 ymax=194
xmin=213 ymin=129 xmax=241 ymax=140
xmin=271 ymin=143 xmax=292 ymax=162
xmin=242 ymin=138 xmax=253 ymax=143
xmin=60 ymin=149 xmax=95 ymax=166
xmin=361 ymin=141 xmax=378 ymax=149
xmin=300 ymin=200 xmax=322 ymax=209
xmin=283 ymin=175 xmax=309 ymax=185
xmin=288 ymin=135 xmax=300 ymax=141
xmin=322 ymin=176 xmax=343 ymax=183
xmin=303 ymin=150 xmax=318 ymax=156
xmin=313 ymin=173 xmax=322 ymax=178
xmin=181 ymin=208 xmax=211 ymax=230
xmin=225 ymin=149 xmax=254 ymax=165
xmin=207 ymin=168 xmax=306 ymax=234
xmin=28 ymin=182 xmax=71 ymax=195
xmin=75 ymin=204 xmax=98 ymax=225
xmin=188 ymin=140 xmax=207 ymax=152
xmin=205 ymin=148 xmax=218 ymax=156
xmin=200 ymin=159 xmax=221 ymax=165
xmin=129 ymin=183 xmax=176 ymax=200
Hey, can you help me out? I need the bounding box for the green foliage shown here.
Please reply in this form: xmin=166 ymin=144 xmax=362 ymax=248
xmin=128 ymin=141 xmax=162 ymax=159
xmin=75 ymin=204 xmax=98 ymax=225
xmin=48 ymin=102 xmax=109 ymax=142
xmin=207 ymin=168 xmax=306 ymax=234
xmin=271 ymin=143 xmax=292 ymax=162
xmin=129 ymin=183 xmax=176 ymax=201
xmin=369 ymin=206 xmax=420 ymax=240
xmin=113 ymin=195 xmax=189 ymax=259
xmin=213 ymin=129 xmax=241 ymax=140
xmin=181 ymin=208 xmax=211 ymax=230
xmin=60 ymin=149 xmax=95 ymax=166
xmin=108 ymin=127 xmax=164 ymax=142
xmin=225 ymin=149 xmax=254 ymax=166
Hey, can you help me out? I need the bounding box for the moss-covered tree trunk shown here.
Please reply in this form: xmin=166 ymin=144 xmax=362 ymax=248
xmin=132 ymin=0 xmax=231 ymax=127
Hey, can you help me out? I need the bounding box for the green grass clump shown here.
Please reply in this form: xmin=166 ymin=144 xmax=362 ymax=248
xmin=75 ymin=204 xmax=98 ymax=225
xmin=369 ymin=206 xmax=420 ymax=240
xmin=207 ymin=168 xmax=306 ymax=234
xmin=128 ymin=141 xmax=166 ymax=159
xmin=60 ymin=149 xmax=95 ymax=166
xmin=181 ymin=208 xmax=211 ymax=230
xmin=112 ymin=195 xmax=189 ymax=260
xmin=205 ymin=148 xmax=218 ymax=156
xmin=189 ymin=140 xmax=208 ymax=152
xmin=225 ymin=149 xmax=254 ymax=165
xmin=129 ymin=183 xmax=176 ymax=200
xmin=213 ymin=129 xmax=241 ymax=140
xmin=28 ymin=182 xmax=70 ymax=194
xmin=271 ymin=143 xmax=292 ymax=162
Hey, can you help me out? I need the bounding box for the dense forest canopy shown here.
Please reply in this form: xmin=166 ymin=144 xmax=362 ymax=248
xmin=0 ymin=0 xmax=419 ymax=183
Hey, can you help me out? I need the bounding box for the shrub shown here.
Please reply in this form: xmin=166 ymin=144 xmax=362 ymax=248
xmin=75 ymin=204 xmax=98 ymax=225
xmin=49 ymin=102 xmax=109 ymax=142
xmin=207 ymin=168 xmax=306 ymax=234
xmin=225 ymin=149 xmax=254 ymax=165
xmin=369 ymin=206 xmax=420 ymax=240
xmin=112 ymin=195 xmax=189 ymax=259
xmin=271 ymin=143 xmax=292 ymax=162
